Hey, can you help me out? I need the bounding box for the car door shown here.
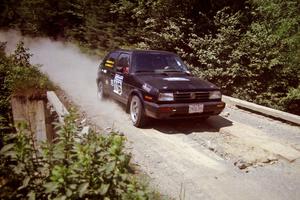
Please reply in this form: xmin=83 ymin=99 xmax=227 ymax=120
xmin=111 ymin=53 xmax=131 ymax=104
xmin=100 ymin=51 xmax=119 ymax=96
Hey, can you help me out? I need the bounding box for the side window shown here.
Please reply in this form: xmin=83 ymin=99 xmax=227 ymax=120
xmin=116 ymin=53 xmax=130 ymax=67
xmin=116 ymin=53 xmax=130 ymax=74
xmin=103 ymin=52 xmax=119 ymax=70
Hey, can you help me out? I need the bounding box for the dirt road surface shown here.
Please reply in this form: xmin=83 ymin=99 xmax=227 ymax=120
xmin=1 ymin=31 xmax=300 ymax=200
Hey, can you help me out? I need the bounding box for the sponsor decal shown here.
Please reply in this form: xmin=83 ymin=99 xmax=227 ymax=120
xmin=105 ymin=60 xmax=114 ymax=68
xmin=105 ymin=63 xmax=113 ymax=68
xmin=113 ymin=74 xmax=123 ymax=95
xmin=142 ymin=83 xmax=152 ymax=93
xmin=106 ymin=60 xmax=114 ymax=64
xmin=163 ymin=77 xmax=190 ymax=81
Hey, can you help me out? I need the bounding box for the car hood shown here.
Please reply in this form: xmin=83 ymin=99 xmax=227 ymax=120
xmin=136 ymin=73 xmax=219 ymax=92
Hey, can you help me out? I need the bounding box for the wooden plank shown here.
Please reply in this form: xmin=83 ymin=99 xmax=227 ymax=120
xmin=47 ymin=91 xmax=69 ymax=123
xmin=34 ymin=101 xmax=47 ymax=141
xmin=11 ymin=96 xmax=27 ymax=123
xmin=222 ymin=95 xmax=300 ymax=125
xmin=11 ymin=96 xmax=47 ymax=142
xmin=220 ymin=121 xmax=300 ymax=162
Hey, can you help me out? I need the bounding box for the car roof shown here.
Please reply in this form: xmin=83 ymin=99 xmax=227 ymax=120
xmin=113 ymin=49 xmax=176 ymax=55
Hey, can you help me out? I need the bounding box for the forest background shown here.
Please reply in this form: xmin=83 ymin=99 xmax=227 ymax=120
xmin=1 ymin=0 xmax=299 ymax=115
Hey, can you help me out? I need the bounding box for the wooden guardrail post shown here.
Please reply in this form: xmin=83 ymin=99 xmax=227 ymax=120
xmin=11 ymin=95 xmax=47 ymax=141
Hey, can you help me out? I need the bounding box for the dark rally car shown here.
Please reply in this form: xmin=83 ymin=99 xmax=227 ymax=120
xmin=96 ymin=49 xmax=225 ymax=127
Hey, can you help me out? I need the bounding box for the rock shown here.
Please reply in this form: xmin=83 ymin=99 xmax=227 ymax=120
xmin=262 ymin=157 xmax=278 ymax=164
xmin=80 ymin=118 xmax=87 ymax=125
xmin=234 ymin=160 xmax=251 ymax=170
xmin=221 ymin=112 xmax=230 ymax=117
xmin=104 ymin=127 xmax=112 ymax=133
xmin=238 ymin=163 xmax=248 ymax=169
xmin=223 ymin=112 xmax=230 ymax=117
xmin=81 ymin=126 xmax=90 ymax=135
xmin=208 ymin=146 xmax=215 ymax=151
xmin=207 ymin=140 xmax=216 ymax=152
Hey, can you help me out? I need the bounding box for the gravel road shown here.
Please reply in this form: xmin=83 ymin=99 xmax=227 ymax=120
xmin=1 ymin=31 xmax=300 ymax=200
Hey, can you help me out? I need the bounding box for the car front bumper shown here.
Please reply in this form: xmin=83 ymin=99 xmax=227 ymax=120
xmin=144 ymin=101 xmax=226 ymax=119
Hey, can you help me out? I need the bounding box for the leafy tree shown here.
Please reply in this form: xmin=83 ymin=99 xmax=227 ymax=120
xmin=0 ymin=42 xmax=13 ymax=135
xmin=0 ymin=0 xmax=298 ymax=113
xmin=234 ymin=0 xmax=300 ymax=112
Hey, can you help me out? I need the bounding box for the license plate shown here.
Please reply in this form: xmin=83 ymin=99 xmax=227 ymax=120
xmin=188 ymin=104 xmax=204 ymax=113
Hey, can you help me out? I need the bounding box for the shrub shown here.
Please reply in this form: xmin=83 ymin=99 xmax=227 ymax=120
xmin=5 ymin=41 xmax=54 ymax=95
xmin=138 ymin=3 xmax=299 ymax=115
xmin=0 ymin=41 xmax=54 ymax=147
xmin=0 ymin=112 xmax=155 ymax=199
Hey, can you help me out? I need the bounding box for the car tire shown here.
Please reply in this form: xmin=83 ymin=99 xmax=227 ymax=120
xmin=97 ymin=81 xmax=107 ymax=100
xmin=130 ymin=95 xmax=148 ymax=127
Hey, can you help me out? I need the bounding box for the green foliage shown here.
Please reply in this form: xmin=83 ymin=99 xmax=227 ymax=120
xmin=0 ymin=0 xmax=299 ymax=114
xmin=0 ymin=41 xmax=53 ymax=149
xmin=230 ymin=0 xmax=299 ymax=112
xmin=5 ymin=41 xmax=54 ymax=95
xmin=0 ymin=42 xmax=13 ymax=132
xmin=0 ymin=113 xmax=156 ymax=199
xmin=130 ymin=1 xmax=300 ymax=114
xmin=0 ymin=41 xmax=53 ymax=95
xmin=0 ymin=42 xmax=156 ymax=199
xmin=280 ymin=86 xmax=300 ymax=115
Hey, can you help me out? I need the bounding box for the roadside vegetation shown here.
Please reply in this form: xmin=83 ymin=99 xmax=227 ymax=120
xmin=0 ymin=41 xmax=53 ymax=137
xmin=0 ymin=43 xmax=159 ymax=199
xmin=0 ymin=114 xmax=156 ymax=199
xmin=0 ymin=0 xmax=299 ymax=115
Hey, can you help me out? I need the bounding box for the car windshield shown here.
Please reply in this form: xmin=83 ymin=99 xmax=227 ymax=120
xmin=133 ymin=52 xmax=187 ymax=73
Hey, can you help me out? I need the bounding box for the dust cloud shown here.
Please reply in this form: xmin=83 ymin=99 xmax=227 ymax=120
xmin=0 ymin=30 xmax=129 ymax=127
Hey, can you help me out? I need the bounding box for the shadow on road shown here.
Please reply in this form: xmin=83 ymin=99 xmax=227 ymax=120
xmin=144 ymin=116 xmax=233 ymax=135
xmin=112 ymin=100 xmax=233 ymax=134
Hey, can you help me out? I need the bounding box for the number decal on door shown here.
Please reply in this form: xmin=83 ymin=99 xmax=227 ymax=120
xmin=113 ymin=74 xmax=123 ymax=95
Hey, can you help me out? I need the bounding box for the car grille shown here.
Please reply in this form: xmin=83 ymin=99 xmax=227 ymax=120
xmin=173 ymin=91 xmax=210 ymax=103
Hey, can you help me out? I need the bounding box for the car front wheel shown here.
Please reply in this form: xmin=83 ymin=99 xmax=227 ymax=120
xmin=130 ymin=95 xmax=148 ymax=127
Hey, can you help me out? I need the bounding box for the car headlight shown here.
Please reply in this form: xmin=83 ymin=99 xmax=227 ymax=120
xmin=209 ymin=91 xmax=222 ymax=99
xmin=158 ymin=93 xmax=174 ymax=101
